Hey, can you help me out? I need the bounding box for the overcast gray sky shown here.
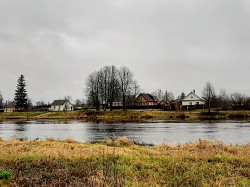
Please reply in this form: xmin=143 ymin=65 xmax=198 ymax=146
xmin=0 ymin=0 xmax=250 ymax=103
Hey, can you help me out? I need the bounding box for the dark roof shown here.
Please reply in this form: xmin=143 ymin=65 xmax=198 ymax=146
xmin=51 ymin=100 xmax=67 ymax=106
xmin=152 ymin=96 xmax=159 ymax=102
xmin=140 ymin=93 xmax=159 ymax=102
xmin=7 ymin=102 xmax=15 ymax=108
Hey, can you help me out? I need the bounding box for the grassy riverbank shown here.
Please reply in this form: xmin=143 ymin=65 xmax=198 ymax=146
xmin=0 ymin=137 xmax=249 ymax=186
xmin=0 ymin=109 xmax=250 ymax=122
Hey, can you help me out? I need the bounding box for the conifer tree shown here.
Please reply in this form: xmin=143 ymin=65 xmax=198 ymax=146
xmin=14 ymin=75 xmax=28 ymax=109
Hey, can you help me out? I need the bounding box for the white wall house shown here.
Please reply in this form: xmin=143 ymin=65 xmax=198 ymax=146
xmin=50 ymin=100 xmax=74 ymax=111
xmin=182 ymin=91 xmax=205 ymax=109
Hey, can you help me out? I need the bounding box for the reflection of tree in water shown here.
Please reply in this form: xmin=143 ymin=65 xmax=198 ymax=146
xmin=203 ymin=121 xmax=219 ymax=140
xmin=13 ymin=122 xmax=28 ymax=140
xmin=34 ymin=120 xmax=75 ymax=125
xmin=85 ymin=122 xmax=144 ymax=143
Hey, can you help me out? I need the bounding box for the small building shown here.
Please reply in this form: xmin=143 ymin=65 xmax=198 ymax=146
xmin=50 ymin=100 xmax=73 ymax=111
xmin=158 ymin=100 xmax=169 ymax=109
xmin=134 ymin=93 xmax=159 ymax=107
xmin=170 ymin=99 xmax=182 ymax=110
xmin=182 ymin=91 xmax=205 ymax=109
xmin=5 ymin=102 xmax=16 ymax=112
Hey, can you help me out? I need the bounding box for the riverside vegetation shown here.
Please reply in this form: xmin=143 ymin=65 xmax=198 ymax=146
xmin=0 ymin=137 xmax=249 ymax=186
xmin=0 ymin=109 xmax=250 ymax=122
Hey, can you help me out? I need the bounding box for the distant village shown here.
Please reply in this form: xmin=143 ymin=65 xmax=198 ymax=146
xmin=2 ymin=90 xmax=206 ymax=113
xmin=0 ymin=65 xmax=250 ymax=113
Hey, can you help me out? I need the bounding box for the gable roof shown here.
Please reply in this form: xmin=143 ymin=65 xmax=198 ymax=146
xmin=139 ymin=93 xmax=159 ymax=102
xmin=51 ymin=100 xmax=67 ymax=106
xmin=7 ymin=102 xmax=15 ymax=108
xmin=182 ymin=92 xmax=204 ymax=101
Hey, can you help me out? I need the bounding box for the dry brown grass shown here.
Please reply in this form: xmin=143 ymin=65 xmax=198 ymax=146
xmin=106 ymin=136 xmax=134 ymax=147
xmin=63 ymin=137 xmax=78 ymax=143
xmin=0 ymin=139 xmax=249 ymax=186
xmin=45 ymin=137 xmax=56 ymax=142
xmin=154 ymin=139 xmax=250 ymax=158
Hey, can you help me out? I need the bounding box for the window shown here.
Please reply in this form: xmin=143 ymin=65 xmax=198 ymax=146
xmin=143 ymin=102 xmax=145 ymax=106
xmin=191 ymin=96 xmax=193 ymax=98
xmin=140 ymin=96 xmax=143 ymax=100
xmin=196 ymin=102 xmax=199 ymax=105
xmin=189 ymin=102 xmax=192 ymax=105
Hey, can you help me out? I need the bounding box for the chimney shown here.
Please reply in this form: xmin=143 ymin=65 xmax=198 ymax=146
xmin=193 ymin=90 xmax=195 ymax=93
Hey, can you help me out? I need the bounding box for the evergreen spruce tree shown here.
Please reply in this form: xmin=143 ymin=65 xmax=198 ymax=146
xmin=14 ymin=75 xmax=28 ymax=110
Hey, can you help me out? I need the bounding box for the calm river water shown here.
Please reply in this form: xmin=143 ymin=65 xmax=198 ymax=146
xmin=0 ymin=120 xmax=249 ymax=145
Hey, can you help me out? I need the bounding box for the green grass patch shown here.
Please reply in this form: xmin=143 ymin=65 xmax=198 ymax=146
xmin=0 ymin=169 xmax=12 ymax=181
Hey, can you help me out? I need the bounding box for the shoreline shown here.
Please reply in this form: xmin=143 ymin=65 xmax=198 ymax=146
xmin=0 ymin=110 xmax=250 ymax=122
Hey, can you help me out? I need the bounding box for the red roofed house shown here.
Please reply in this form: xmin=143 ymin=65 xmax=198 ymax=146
xmin=134 ymin=93 xmax=159 ymax=107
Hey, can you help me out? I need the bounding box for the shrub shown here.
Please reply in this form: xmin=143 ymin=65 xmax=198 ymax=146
xmin=106 ymin=136 xmax=133 ymax=147
xmin=176 ymin=112 xmax=188 ymax=119
xmin=64 ymin=137 xmax=77 ymax=143
xmin=46 ymin=137 xmax=55 ymax=142
xmin=0 ymin=170 xmax=12 ymax=181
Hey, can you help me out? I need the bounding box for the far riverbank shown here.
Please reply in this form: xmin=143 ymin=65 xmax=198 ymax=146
xmin=0 ymin=109 xmax=250 ymax=122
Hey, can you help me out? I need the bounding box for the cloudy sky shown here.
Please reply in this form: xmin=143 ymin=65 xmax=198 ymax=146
xmin=0 ymin=0 xmax=250 ymax=103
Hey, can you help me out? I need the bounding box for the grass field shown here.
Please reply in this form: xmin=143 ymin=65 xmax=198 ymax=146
xmin=0 ymin=137 xmax=249 ymax=186
xmin=0 ymin=109 xmax=250 ymax=122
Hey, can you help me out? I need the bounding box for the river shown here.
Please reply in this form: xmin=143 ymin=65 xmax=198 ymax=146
xmin=0 ymin=120 xmax=249 ymax=145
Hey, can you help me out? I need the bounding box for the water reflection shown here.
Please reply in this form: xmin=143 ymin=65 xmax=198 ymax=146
xmin=0 ymin=120 xmax=249 ymax=145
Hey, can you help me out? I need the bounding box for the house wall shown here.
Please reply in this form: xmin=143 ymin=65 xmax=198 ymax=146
xmin=182 ymin=100 xmax=205 ymax=106
xmin=5 ymin=108 xmax=15 ymax=112
xmin=134 ymin=95 xmax=149 ymax=106
xmin=50 ymin=102 xmax=73 ymax=111
xmin=182 ymin=93 xmax=205 ymax=106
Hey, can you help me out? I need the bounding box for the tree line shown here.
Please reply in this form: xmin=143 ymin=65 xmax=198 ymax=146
xmin=201 ymin=82 xmax=250 ymax=111
xmin=85 ymin=65 xmax=140 ymax=111
xmin=0 ymin=72 xmax=249 ymax=111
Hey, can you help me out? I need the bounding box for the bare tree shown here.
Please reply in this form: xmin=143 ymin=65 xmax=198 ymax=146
xmin=36 ymin=101 xmax=46 ymax=106
xmin=217 ymin=89 xmax=230 ymax=110
xmin=74 ymin=99 xmax=84 ymax=107
xmin=231 ymin=92 xmax=247 ymax=110
xmin=64 ymin=95 xmax=73 ymax=102
xmin=164 ymin=91 xmax=175 ymax=102
xmin=132 ymin=80 xmax=140 ymax=98
xmin=27 ymin=98 xmax=33 ymax=108
xmin=0 ymin=90 xmax=3 ymax=109
xmin=97 ymin=65 xmax=120 ymax=111
xmin=85 ymin=71 xmax=102 ymax=111
xmin=202 ymin=82 xmax=216 ymax=113
xmin=118 ymin=66 xmax=134 ymax=110
xmin=152 ymin=89 xmax=164 ymax=101
xmin=85 ymin=65 xmax=139 ymax=111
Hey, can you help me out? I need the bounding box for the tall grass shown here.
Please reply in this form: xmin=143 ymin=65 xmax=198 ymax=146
xmin=0 ymin=138 xmax=249 ymax=186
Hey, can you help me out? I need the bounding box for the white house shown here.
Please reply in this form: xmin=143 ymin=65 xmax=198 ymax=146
xmin=50 ymin=100 xmax=74 ymax=111
xmin=182 ymin=91 xmax=205 ymax=109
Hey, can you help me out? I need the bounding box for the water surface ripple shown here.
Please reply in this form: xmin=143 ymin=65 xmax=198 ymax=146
xmin=0 ymin=120 xmax=249 ymax=145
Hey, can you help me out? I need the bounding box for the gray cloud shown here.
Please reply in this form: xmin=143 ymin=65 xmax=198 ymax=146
xmin=0 ymin=0 xmax=250 ymax=103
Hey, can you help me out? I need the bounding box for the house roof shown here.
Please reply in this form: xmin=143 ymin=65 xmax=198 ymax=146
xmin=140 ymin=93 xmax=159 ymax=102
xmin=182 ymin=92 xmax=204 ymax=101
xmin=51 ymin=100 xmax=67 ymax=106
xmin=7 ymin=102 xmax=15 ymax=108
